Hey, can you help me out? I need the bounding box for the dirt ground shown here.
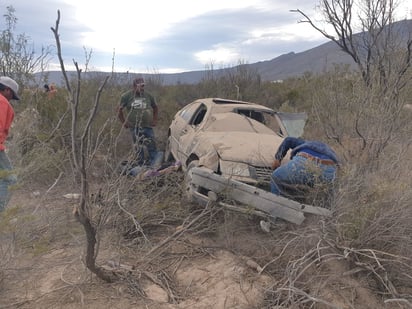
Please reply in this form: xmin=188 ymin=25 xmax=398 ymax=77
xmin=0 ymin=182 xmax=399 ymax=309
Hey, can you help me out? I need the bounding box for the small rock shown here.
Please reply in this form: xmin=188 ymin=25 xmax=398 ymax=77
xmin=260 ymin=220 xmax=271 ymax=233
xmin=144 ymin=284 xmax=168 ymax=303
xmin=63 ymin=193 xmax=81 ymax=199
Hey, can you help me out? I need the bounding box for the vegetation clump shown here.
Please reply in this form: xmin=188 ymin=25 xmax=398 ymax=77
xmin=1 ymin=1 xmax=412 ymax=307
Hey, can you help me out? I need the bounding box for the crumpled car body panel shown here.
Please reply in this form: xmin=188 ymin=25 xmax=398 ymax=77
xmin=166 ymin=98 xmax=306 ymax=184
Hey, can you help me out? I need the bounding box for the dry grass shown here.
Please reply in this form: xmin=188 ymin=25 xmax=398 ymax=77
xmin=2 ymin=66 xmax=412 ymax=307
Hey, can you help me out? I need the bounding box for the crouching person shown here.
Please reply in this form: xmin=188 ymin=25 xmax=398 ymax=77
xmin=271 ymin=137 xmax=339 ymax=205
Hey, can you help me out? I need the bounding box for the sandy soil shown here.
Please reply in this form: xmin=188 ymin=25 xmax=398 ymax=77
xmin=0 ymin=184 xmax=393 ymax=309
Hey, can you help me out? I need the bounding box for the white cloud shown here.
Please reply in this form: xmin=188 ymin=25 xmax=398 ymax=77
xmin=62 ymin=0 xmax=267 ymax=55
xmin=9 ymin=0 xmax=382 ymax=73
xmin=195 ymin=47 xmax=241 ymax=66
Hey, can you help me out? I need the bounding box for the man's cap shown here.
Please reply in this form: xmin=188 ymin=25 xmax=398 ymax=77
xmin=0 ymin=76 xmax=20 ymax=100
xmin=133 ymin=77 xmax=145 ymax=85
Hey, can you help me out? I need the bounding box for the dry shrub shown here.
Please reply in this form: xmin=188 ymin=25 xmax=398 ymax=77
xmin=332 ymin=142 xmax=412 ymax=291
xmin=8 ymin=103 xmax=70 ymax=187
xmin=281 ymin=63 xmax=412 ymax=304
xmin=113 ymin=169 xmax=228 ymax=249
xmin=12 ymin=143 xmax=67 ymax=186
xmin=0 ymin=207 xmax=19 ymax=282
xmin=261 ymin=140 xmax=412 ymax=307
xmin=305 ymin=67 xmax=410 ymax=166
xmin=102 ymin=170 xmax=231 ymax=304
xmin=111 ymin=171 xmax=186 ymax=242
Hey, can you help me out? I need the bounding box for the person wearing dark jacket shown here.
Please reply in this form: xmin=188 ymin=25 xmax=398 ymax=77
xmin=271 ymin=137 xmax=339 ymax=196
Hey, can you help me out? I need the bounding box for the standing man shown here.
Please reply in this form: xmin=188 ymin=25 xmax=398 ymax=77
xmin=271 ymin=137 xmax=339 ymax=197
xmin=0 ymin=76 xmax=20 ymax=211
xmin=118 ymin=77 xmax=159 ymax=166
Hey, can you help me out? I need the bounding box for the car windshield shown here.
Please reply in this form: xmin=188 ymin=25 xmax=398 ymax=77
xmin=276 ymin=112 xmax=307 ymax=137
xmin=203 ymin=110 xmax=307 ymax=137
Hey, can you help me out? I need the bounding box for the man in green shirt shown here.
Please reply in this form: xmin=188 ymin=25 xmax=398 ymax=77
xmin=118 ymin=77 xmax=159 ymax=166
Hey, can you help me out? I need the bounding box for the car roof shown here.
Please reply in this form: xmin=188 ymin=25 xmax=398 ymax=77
xmin=193 ymin=98 xmax=275 ymax=113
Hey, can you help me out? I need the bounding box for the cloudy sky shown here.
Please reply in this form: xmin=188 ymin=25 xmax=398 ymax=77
xmin=5 ymin=0 xmax=411 ymax=74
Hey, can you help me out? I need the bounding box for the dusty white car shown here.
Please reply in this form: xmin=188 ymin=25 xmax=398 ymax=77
xmin=164 ymin=98 xmax=307 ymax=197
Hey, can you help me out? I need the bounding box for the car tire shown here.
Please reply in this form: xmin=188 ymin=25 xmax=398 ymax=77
xmin=184 ymin=160 xmax=200 ymax=203
xmin=164 ymin=136 xmax=175 ymax=163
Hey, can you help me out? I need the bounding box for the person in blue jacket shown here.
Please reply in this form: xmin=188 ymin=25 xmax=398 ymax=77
xmin=270 ymin=137 xmax=339 ymax=197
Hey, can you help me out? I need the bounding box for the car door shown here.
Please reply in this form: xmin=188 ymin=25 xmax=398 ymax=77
xmin=169 ymin=102 xmax=203 ymax=163
xmin=169 ymin=104 xmax=196 ymax=161
xmin=177 ymin=103 xmax=208 ymax=164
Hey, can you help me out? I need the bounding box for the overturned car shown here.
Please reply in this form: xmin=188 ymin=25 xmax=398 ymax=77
xmin=165 ymin=98 xmax=306 ymax=187
xmin=165 ymin=98 xmax=329 ymax=224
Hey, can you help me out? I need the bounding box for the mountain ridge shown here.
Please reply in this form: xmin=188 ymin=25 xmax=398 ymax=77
xmin=40 ymin=19 xmax=411 ymax=85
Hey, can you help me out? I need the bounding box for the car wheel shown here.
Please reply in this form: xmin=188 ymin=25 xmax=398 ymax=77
xmin=164 ymin=136 xmax=175 ymax=163
xmin=184 ymin=160 xmax=200 ymax=202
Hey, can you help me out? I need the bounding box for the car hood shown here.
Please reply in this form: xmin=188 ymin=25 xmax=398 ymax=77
xmin=199 ymin=131 xmax=283 ymax=167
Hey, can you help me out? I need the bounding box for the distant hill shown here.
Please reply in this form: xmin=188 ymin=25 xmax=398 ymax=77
xmin=38 ymin=19 xmax=411 ymax=86
xmin=241 ymin=43 xmax=355 ymax=82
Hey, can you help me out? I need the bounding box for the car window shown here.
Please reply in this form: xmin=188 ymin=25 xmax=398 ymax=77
xmin=276 ymin=112 xmax=307 ymax=137
xmin=190 ymin=104 xmax=207 ymax=126
xmin=237 ymin=109 xmax=265 ymax=123
xmin=180 ymin=103 xmax=201 ymax=122
xmin=234 ymin=109 xmax=307 ymax=137
xmin=236 ymin=109 xmax=283 ymax=136
xmin=261 ymin=112 xmax=283 ymax=135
